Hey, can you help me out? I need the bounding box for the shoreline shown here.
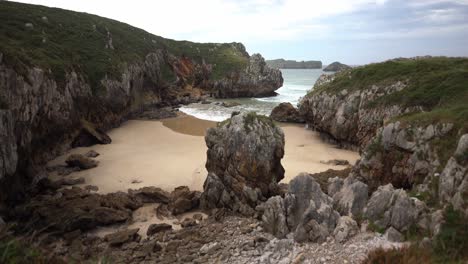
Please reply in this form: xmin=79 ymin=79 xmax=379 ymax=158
xmin=48 ymin=112 xmax=359 ymax=193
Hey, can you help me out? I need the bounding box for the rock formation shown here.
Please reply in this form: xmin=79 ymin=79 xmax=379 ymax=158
xmin=212 ymin=54 xmax=283 ymax=98
xmin=323 ymin=62 xmax=351 ymax=72
xmin=269 ymin=102 xmax=304 ymax=123
xmin=200 ymin=112 xmax=285 ymax=216
xmin=266 ymin=59 xmax=322 ymax=69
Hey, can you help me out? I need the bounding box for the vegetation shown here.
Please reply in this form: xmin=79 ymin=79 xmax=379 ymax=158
xmin=0 ymin=1 xmax=249 ymax=93
xmin=363 ymin=244 xmax=433 ymax=264
xmin=243 ymin=112 xmax=277 ymax=133
xmin=0 ymin=236 xmax=48 ymax=264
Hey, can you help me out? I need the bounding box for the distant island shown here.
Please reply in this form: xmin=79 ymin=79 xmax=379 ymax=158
xmin=266 ymin=59 xmax=322 ymax=69
xmin=323 ymin=61 xmax=351 ymax=72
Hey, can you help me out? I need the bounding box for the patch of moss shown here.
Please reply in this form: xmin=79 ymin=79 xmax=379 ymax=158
xmin=0 ymin=1 xmax=249 ymax=94
xmin=243 ymin=112 xmax=277 ymax=133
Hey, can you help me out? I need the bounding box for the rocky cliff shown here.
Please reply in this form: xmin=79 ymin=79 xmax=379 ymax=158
xmin=323 ymin=62 xmax=351 ymax=72
xmin=266 ymin=59 xmax=322 ymax=69
xmin=0 ymin=1 xmax=282 ymax=203
xmin=299 ymin=57 xmax=468 ymax=194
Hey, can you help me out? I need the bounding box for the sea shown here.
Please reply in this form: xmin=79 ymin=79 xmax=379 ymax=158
xmin=180 ymin=69 xmax=326 ymax=122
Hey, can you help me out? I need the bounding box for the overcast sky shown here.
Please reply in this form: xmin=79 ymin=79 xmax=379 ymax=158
xmin=15 ymin=0 xmax=468 ymax=64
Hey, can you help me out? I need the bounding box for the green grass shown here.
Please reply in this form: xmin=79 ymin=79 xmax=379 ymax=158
xmin=0 ymin=1 xmax=249 ymax=94
xmin=433 ymin=206 xmax=468 ymax=263
xmin=0 ymin=237 xmax=47 ymax=264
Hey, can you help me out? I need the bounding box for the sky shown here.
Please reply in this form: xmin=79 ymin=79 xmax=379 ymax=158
xmin=14 ymin=0 xmax=468 ymax=65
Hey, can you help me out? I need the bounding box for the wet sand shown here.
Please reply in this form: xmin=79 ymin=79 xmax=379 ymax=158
xmin=48 ymin=114 xmax=359 ymax=193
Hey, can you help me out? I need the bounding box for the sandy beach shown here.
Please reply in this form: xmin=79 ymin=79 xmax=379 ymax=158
xmin=48 ymin=114 xmax=359 ymax=193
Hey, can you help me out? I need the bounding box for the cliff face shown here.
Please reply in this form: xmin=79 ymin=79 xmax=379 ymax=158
xmin=266 ymin=59 xmax=322 ymax=69
xmin=0 ymin=2 xmax=282 ymax=202
xmin=299 ymin=58 xmax=468 ymax=197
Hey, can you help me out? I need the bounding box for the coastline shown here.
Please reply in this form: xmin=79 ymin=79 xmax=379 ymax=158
xmin=48 ymin=112 xmax=359 ymax=193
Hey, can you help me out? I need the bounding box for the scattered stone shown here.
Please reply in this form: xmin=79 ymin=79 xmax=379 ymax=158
xmin=25 ymin=22 xmax=34 ymax=29
xmin=384 ymin=227 xmax=404 ymax=242
xmin=128 ymin=187 xmax=170 ymax=203
xmin=65 ymin=154 xmax=98 ymax=170
xmin=270 ymin=102 xmax=304 ymax=123
xmin=131 ymin=179 xmax=142 ymax=184
xmin=105 ymin=228 xmax=140 ymax=246
xmin=169 ymin=186 xmax=201 ymax=215
xmin=84 ymin=185 xmax=99 ymax=192
xmin=199 ymin=242 xmax=220 ymax=255
xmin=85 ymin=150 xmax=99 ymax=158
xmin=146 ymin=223 xmax=172 ymax=236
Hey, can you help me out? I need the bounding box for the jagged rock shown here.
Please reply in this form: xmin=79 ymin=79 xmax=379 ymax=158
xmin=261 ymin=196 xmax=289 ymax=238
xmin=364 ymin=184 xmax=426 ymax=232
xmin=213 ymin=54 xmax=283 ymax=98
xmin=201 ymin=112 xmax=285 ymax=215
xmin=85 ymin=150 xmax=99 ymax=158
xmin=168 ymin=186 xmax=200 ymax=215
xmin=276 ymin=173 xmax=340 ymax=242
xmin=105 ymin=228 xmax=140 ymax=246
xmin=384 ymin=227 xmax=404 ymax=242
xmin=333 ymin=216 xmax=358 ymax=243
xmin=331 ymin=177 xmax=368 ymax=217
xmin=72 ymin=120 xmax=112 ymax=148
xmin=55 ymin=177 xmax=85 ymax=186
xmin=439 ymin=134 xmax=468 ymax=215
xmin=323 ymin=62 xmax=351 ymax=72
xmin=270 ymin=102 xmax=304 ymax=123
xmin=199 ymin=242 xmax=221 ymax=255
xmin=328 ymin=177 xmax=344 ymax=197
xmin=147 ymin=223 xmax=172 ymax=236
xmin=128 ymin=187 xmax=170 ymax=203
xmin=65 ymin=154 xmax=98 ymax=170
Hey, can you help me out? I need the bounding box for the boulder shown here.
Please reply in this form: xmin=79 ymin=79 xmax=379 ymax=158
xmin=261 ymin=196 xmax=289 ymax=238
xmin=65 ymin=154 xmax=98 ymax=170
xmin=331 ymin=177 xmax=368 ymax=217
xmin=270 ymin=102 xmax=304 ymax=123
xmin=105 ymin=228 xmax=140 ymax=246
xmin=285 ymin=173 xmax=339 ymax=242
xmin=146 ymin=223 xmax=172 ymax=236
xmin=364 ymin=184 xmax=426 ymax=232
xmin=181 ymin=218 xmax=197 ymax=228
xmin=72 ymin=119 xmax=111 ymax=147
xmin=384 ymin=227 xmax=404 ymax=242
xmin=168 ymin=186 xmax=200 ymax=215
xmin=128 ymin=187 xmax=170 ymax=203
xmin=221 ymin=101 xmax=241 ymax=108
xmin=333 ymin=216 xmax=358 ymax=243
xmin=200 ymin=112 xmax=285 ymax=215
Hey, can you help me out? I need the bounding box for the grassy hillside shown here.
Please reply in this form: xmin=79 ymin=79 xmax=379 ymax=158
xmin=309 ymin=57 xmax=468 ymax=128
xmin=0 ymin=1 xmax=249 ymax=91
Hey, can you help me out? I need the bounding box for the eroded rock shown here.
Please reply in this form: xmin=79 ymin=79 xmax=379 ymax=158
xmin=270 ymin=102 xmax=304 ymax=123
xmin=331 ymin=176 xmax=368 ymax=217
xmin=333 ymin=216 xmax=358 ymax=243
xmin=147 ymin=223 xmax=172 ymax=236
xmin=105 ymin=228 xmax=140 ymax=246
xmin=65 ymin=154 xmax=98 ymax=170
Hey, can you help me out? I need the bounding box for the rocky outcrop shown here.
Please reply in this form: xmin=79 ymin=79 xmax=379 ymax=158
xmin=323 ymin=62 xmax=351 ymax=72
xmin=168 ymin=186 xmax=201 ymax=215
xmin=439 ymin=134 xmax=468 ymax=216
xmin=212 ymin=54 xmax=283 ymax=98
xmin=269 ymin=102 xmax=304 ymax=123
xmin=364 ymin=184 xmax=426 ymax=233
xmin=299 ymin=80 xmax=411 ymax=149
xmin=266 ymin=59 xmax=322 ymax=69
xmin=200 ymin=112 xmax=285 ymax=216
xmin=329 ymin=176 xmax=368 ymax=217
xmin=261 ymin=173 xmax=340 ymax=242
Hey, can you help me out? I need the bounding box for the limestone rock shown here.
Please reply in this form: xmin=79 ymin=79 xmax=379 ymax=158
xmin=105 ymin=228 xmax=140 ymax=246
xmin=213 ymin=54 xmax=283 ymax=98
xmin=333 ymin=216 xmax=358 ymax=243
xmin=147 ymin=223 xmax=172 ymax=236
xmin=65 ymin=154 xmax=98 ymax=170
xmin=364 ymin=184 xmax=426 ymax=232
xmin=331 ymin=176 xmax=368 ymax=217
xmin=72 ymin=120 xmax=112 ymax=147
xmin=384 ymin=227 xmax=404 ymax=242
xmin=261 ymin=196 xmax=289 ymax=238
xmin=270 ymin=102 xmax=304 ymax=123
xmin=201 ymin=112 xmax=285 ymax=215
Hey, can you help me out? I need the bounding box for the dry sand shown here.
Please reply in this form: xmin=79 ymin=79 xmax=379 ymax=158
xmin=48 ymin=114 xmax=359 ymax=193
